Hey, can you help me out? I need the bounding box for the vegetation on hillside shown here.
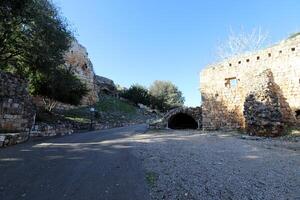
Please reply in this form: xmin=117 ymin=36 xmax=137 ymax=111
xmin=121 ymin=81 xmax=185 ymax=112
xmin=288 ymin=32 xmax=300 ymax=40
xmin=121 ymin=84 xmax=151 ymax=106
xmin=62 ymin=96 xmax=138 ymax=124
xmin=0 ymin=0 xmax=87 ymax=109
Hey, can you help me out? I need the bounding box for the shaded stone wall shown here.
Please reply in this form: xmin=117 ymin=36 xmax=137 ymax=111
xmin=243 ymin=70 xmax=284 ymax=136
xmin=200 ymin=35 xmax=300 ymax=131
xmin=0 ymin=71 xmax=35 ymax=132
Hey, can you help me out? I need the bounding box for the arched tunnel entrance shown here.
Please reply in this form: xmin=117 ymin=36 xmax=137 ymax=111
xmin=168 ymin=113 xmax=198 ymax=129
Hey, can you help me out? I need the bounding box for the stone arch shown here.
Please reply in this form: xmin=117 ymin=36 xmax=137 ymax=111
xmin=165 ymin=107 xmax=202 ymax=130
xmin=168 ymin=112 xmax=198 ymax=129
xmin=149 ymin=107 xmax=202 ymax=130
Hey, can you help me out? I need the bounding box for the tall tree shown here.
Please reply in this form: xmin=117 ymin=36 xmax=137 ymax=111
xmin=0 ymin=0 xmax=73 ymax=75
xmin=0 ymin=0 xmax=88 ymax=108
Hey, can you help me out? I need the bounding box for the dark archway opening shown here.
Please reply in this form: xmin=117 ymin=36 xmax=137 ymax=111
xmin=168 ymin=113 xmax=198 ymax=129
xmin=295 ymin=110 xmax=300 ymax=119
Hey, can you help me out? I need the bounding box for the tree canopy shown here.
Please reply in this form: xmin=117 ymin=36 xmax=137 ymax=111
xmin=121 ymin=84 xmax=150 ymax=106
xmin=0 ymin=0 xmax=88 ymax=107
xmin=149 ymin=80 xmax=185 ymax=112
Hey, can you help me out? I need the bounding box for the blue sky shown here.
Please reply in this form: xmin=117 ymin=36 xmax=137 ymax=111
xmin=54 ymin=0 xmax=300 ymax=106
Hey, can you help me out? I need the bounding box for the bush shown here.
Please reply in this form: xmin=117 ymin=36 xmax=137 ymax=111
xmin=149 ymin=80 xmax=184 ymax=112
xmin=121 ymin=84 xmax=150 ymax=106
xmin=30 ymin=68 xmax=88 ymax=111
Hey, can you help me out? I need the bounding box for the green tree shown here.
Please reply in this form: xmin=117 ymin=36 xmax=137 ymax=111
xmin=0 ymin=0 xmax=73 ymax=74
xmin=0 ymin=0 xmax=88 ymax=108
xmin=30 ymin=68 xmax=88 ymax=112
xmin=149 ymin=80 xmax=185 ymax=112
xmin=121 ymin=84 xmax=150 ymax=106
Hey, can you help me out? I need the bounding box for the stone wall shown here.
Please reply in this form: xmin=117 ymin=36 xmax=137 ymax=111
xmin=200 ymin=35 xmax=300 ymax=132
xmin=243 ymin=70 xmax=284 ymax=136
xmin=64 ymin=40 xmax=99 ymax=105
xmin=0 ymin=71 xmax=35 ymax=133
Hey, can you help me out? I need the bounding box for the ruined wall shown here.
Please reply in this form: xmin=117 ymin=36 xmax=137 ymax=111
xmin=0 ymin=71 xmax=35 ymax=132
xmin=64 ymin=40 xmax=99 ymax=105
xmin=200 ymin=35 xmax=300 ymax=131
xmin=243 ymin=70 xmax=284 ymax=136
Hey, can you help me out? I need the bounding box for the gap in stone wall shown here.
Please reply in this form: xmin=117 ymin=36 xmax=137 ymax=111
xmin=296 ymin=110 xmax=300 ymax=119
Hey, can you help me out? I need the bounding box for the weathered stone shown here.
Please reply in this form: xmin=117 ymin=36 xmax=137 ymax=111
xmin=0 ymin=71 xmax=35 ymax=133
xmin=94 ymin=75 xmax=118 ymax=96
xmin=200 ymin=35 xmax=300 ymax=135
xmin=243 ymin=70 xmax=284 ymax=136
xmin=64 ymin=40 xmax=99 ymax=105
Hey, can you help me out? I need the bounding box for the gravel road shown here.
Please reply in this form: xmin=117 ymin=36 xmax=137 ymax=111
xmin=1 ymin=125 xmax=299 ymax=200
xmin=132 ymin=129 xmax=300 ymax=200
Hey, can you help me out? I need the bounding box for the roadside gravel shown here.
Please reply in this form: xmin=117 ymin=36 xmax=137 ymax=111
xmin=131 ymin=130 xmax=300 ymax=200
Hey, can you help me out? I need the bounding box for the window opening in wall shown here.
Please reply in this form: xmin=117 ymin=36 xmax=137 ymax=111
xmin=279 ymin=50 xmax=282 ymax=54
xmin=238 ymin=61 xmax=241 ymax=64
xmin=225 ymin=77 xmax=238 ymax=88
xmin=268 ymin=53 xmax=271 ymax=57
xmin=229 ymin=63 xmax=232 ymax=66
xmin=291 ymin=48 xmax=295 ymax=51
xmin=257 ymin=56 xmax=260 ymax=60
xmin=246 ymin=59 xmax=250 ymax=62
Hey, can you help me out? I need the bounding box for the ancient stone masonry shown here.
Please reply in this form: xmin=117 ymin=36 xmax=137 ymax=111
xmin=200 ymin=35 xmax=300 ymax=135
xmin=0 ymin=71 xmax=35 ymax=133
xmin=243 ymin=70 xmax=284 ymax=136
xmin=64 ymin=40 xmax=99 ymax=105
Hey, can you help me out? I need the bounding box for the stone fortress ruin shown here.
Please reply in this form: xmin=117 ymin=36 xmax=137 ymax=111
xmin=200 ymin=35 xmax=300 ymax=136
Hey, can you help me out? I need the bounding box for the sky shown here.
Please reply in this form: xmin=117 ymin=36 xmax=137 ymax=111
xmin=54 ymin=0 xmax=300 ymax=106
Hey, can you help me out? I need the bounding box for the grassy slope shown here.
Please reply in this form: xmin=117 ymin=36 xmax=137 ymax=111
xmin=62 ymin=96 xmax=142 ymax=124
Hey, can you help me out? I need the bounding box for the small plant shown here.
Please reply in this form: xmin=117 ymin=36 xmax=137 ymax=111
xmin=288 ymin=32 xmax=300 ymax=40
xmin=145 ymin=171 xmax=158 ymax=187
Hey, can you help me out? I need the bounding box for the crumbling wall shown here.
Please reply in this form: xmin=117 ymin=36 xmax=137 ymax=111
xmin=200 ymin=35 xmax=300 ymax=132
xmin=243 ymin=70 xmax=284 ymax=136
xmin=0 ymin=71 xmax=35 ymax=132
